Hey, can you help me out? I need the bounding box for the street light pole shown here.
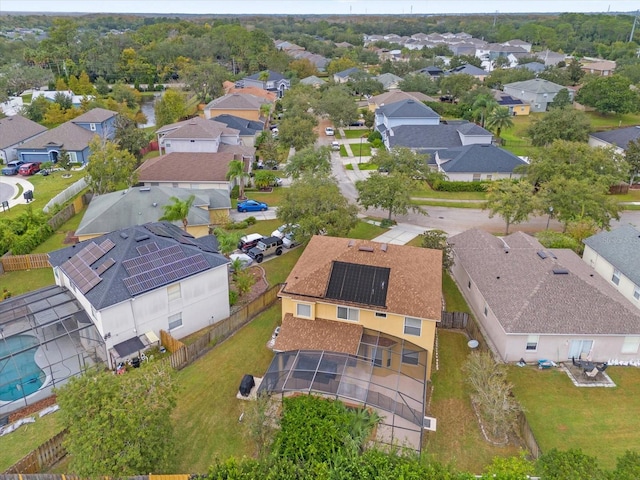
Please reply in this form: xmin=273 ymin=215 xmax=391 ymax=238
xmin=546 ymin=206 xmax=554 ymax=230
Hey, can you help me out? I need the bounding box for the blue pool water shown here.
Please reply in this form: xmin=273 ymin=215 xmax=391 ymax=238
xmin=0 ymin=334 xmax=45 ymax=402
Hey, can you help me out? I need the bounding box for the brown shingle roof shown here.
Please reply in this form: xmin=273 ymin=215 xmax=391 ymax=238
xmin=274 ymin=313 xmax=363 ymax=354
xmin=0 ymin=115 xmax=47 ymax=149
xmin=223 ymin=82 xmax=278 ymax=102
xmin=136 ymin=152 xmax=236 ymax=183
xmin=18 ymin=122 xmax=97 ymax=151
xmin=449 ymin=229 xmax=640 ymax=335
xmin=281 ymin=236 xmax=442 ymax=320
xmin=71 ymin=107 xmax=117 ymax=123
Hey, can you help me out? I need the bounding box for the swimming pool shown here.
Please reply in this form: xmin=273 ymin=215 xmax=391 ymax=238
xmin=0 ymin=334 xmax=46 ymax=402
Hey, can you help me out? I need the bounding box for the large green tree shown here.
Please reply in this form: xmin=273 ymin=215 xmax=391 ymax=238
xmin=527 ymin=108 xmax=591 ymax=146
xmin=625 ymin=138 xmax=640 ymax=185
xmin=277 ymin=175 xmax=358 ymax=241
xmin=278 ymin=112 xmax=318 ymax=151
xmin=397 ymin=73 xmax=439 ymax=95
xmin=575 ymin=75 xmax=640 ymax=115
xmin=438 ymin=73 xmax=478 ymax=102
xmin=284 ymin=146 xmax=331 ymax=179
xmin=114 ymin=114 xmax=149 ymax=163
xmin=226 ymin=160 xmax=250 ymax=200
xmin=356 ymin=172 xmax=423 ymax=221
xmin=154 ymin=88 xmax=187 ymax=128
xmin=484 ymin=180 xmax=535 ymax=235
xmin=317 ymin=85 xmax=358 ymax=129
xmin=471 ymin=93 xmax=499 ymax=129
xmin=160 ymin=195 xmax=196 ymax=231
xmin=486 ymin=106 xmax=514 ymax=139
xmin=57 ymin=364 xmax=178 ymax=477
xmin=372 ymin=147 xmax=430 ymax=180
xmin=180 ymin=61 xmax=230 ymax=103
xmin=86 ymin=136 xmax=138 ymax=194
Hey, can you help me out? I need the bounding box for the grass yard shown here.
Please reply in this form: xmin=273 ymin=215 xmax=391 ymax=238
xmin=339 ymin=145 xmax=348 ymax=157
xmin=341 ymin=129 xmax=371 ymax=139
xmin=350 ymin=143 xmax=372 ymax=158
xmin=586 ymin=111 xmax=640 ymax=130
xmin=1 ymin=172 xmax=85 ymax=220
xmin=347 ymin=221 xmax=388 ymax=239
xmin=425 ymin=329 xmax=521 ymax=473
xmin=412 ymin=199 xmax=486 ymax=209
xmin=509 ymin=365 xmax=640 ymax=470
xmin=0 ymin=268 xmax=55 ymax=296
xmin=171 ymin=303 xmax=281 ymax=473
xmin=0 ymin=413 xmax=62 ymax=472
xmin=442 ymin=271 xmax=473 ymax=314
xmin=32 ymin=207 xmax=86 ymax=254
xmin=411 ymin=184 xmax=487 ymax=201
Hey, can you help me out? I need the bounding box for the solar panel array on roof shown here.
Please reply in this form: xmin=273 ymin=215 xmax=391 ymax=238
xmin=325 ymin=261 xmax=390 ymax=307
xmin=144 ymin=223 xmax=197 ymax=246
xmin=62 ymin=255 xmax=102 ymax=294
xmin=123 ymin=245 xmax=184 ymax=276
xmin=136 ymin=242 xmax=159 ymax=255
xmin=123 ymin=254 xmax=210 ymax=296
xmin=95 ymin=258 xmax=116 ymax=275
xmin=76 ymin=239 xmax=115 ymax=266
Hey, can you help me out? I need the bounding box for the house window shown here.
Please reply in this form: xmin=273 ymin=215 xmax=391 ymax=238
xmin=486 ymin=174 xmax=492 ymax=181
xmin=165 ymin=141 xmax=171 ymax=147
xmin=404 ymin=317 xmax=421 ymax=336
xmin=375 ymin=312 xmax=387 ymax=318
xmin=151 ymin=182 xmax=159 ymax=186
xmin=634 ymin=286 xmax=640 ymax=301
xmin=622 ymin=336 xmax=640 ymax=354
xmin=296 ymin=303 xmax=311 ymax=318
xmin=568 ymin=340 xmax=593 ymax=359
xmin=337 ymin=306 xmax=359 ymax=321
xmin=402 ymin=348 xmax=420 ymax=365
xmin=526 ymin=335 xmax=539 ymax=351
xmin=168 ymin=313 xmax=183 ymax=331
xmin=172 ymin=183 xmax=179 ymax=188
xmin=167 ymin=284 xmax=181 ymax=302
xmin=90 ymin=123 xmax=96 ymax=131
xmin=612 ymin=269 xmax=621 ymax=286
xmin=472 ymin=173 xmax=481 ymax=182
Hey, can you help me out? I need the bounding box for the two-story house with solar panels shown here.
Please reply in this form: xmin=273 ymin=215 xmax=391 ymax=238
xmin=48 ymin=222 xmax=230 ymax=368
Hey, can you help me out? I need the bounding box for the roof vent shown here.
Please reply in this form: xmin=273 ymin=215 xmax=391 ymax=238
xmin=135 ymin=234 xmax=150 ymax=242
xmin=120 ymin=232 xmax=129 ymax=239
xmin=358 ymin=246 xmax=374 ymax=252
xmin=552 ymin=268 xmax=569 ymax=275
xmin=537 ymin=250 xmax=548 ymax=259
xmin=152 ymin=202 xmax=158 ymax=207
xmin=381 ymin=243 xmax=388 ymax=252
xmin=348 ymin=239 xmax=355 ymax=247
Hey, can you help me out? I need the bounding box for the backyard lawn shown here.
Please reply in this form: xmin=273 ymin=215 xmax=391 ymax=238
xmin=0 ymin=268 xmax=54 ymax=296
xmin=32 ymin=207 xmax=86 ymax=254
xmin=509 ymin=365 xmax=640 ymax=470
xmin=350 ymin=142 xmax=372 ymax=158
xmin=0 ymin=413 xmax=62 ymax=472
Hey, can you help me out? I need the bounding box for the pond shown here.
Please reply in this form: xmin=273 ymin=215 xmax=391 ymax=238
xmin=139 ymin=93 xmax=162 ymax=128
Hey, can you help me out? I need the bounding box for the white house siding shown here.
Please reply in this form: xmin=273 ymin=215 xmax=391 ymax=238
xmin=583 ymin=245 xmax=640 ymax=310
xmin=588 ymin=137 xmax=625 ymax=155
xmin=164 ymin=138 xmax=220 ymax=154
xmin=143 ymin=180 xmax=230 ymax=192
xmin=459 ymin=135 xmax=493 ymax=146
xmin=443 ymin=172 xmax=520 ymax=182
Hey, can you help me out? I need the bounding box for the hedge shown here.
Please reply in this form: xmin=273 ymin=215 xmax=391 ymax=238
xmin=431 ymin=179 xmax=490 ymax=192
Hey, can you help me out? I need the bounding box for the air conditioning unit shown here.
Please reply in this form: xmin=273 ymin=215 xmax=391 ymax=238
xmin=423 ymin=416 xmax=437 ymax=432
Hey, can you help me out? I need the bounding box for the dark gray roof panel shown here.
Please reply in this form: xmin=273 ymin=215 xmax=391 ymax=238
xmin=590 ymin=126 xmax=640 ymax=151
xmin=583 ymin=224 xmax=640 ymax=286
xmin=378 ymin=99 xmax=439 ymax=119
xmin=436 ymin=144 xmax=527 ymax=173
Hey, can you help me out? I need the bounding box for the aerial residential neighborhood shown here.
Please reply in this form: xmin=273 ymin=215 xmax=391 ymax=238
xmin=1 ymin=2 xmax=640 ymax=478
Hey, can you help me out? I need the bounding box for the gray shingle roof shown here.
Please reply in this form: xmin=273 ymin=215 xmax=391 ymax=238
xmin=504 ymin=78 xmax=565 ymax=94
xmin=590 ymin=126 xmax=640 ymax=151
xmin=583 ymin=224 xmax=640 ymax=287
xmin=0 ymin=115 xmax=47 ymax=149
xmin=156 ymin=117 xmax=238 ymax=140
xmin=449 ymin=229 xmax=640 ymax=335
xmin=388 ymin=122 xmax=492 ymax=150
xmin=205 ymin=93 xmax=269 ymax=110
xmin=378 ymin=99 xmax=439 ymax=119
xmin=17 ymin=122 xmax=97 ymax=151
xmin=447 ymin=64 xmax=487 ymax=76
xmin=435 ymin=144 xmax=527 ymax=173
xmin=71 ymin=107 xmax=117 ymax=124
xmin=300 ymin=75 xmax=326 ymax=86
xmin=211 ymin=114 xmax=264 ymax=135
xmin=334 ymin=67 xmax=361 ymax=78
xmin=245 ymin=70 xmax=286 ymax=82
xmin=76 ymin=186 xmax=230 ymax=237
xmin=48 ymin=222 xmax=228 ymax=310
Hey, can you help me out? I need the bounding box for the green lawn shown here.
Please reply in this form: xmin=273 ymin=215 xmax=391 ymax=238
xmin=347 ymin=221 xmax=388 ymax=239
xmin=425 ymin=330 xmax=521 ymax=473
xmin=1 ymin=172 xmax=85 ymax=220
xmin=509 ymin=366 xmax=640 ymax=470
xmin=350 ymin=143 xmax=372 ymax=158
xmin=345 ymin=162 xmax=378 ymax=171
xmin=442 ymin=271 xmax=473 ymax=314
xmin=0 ymin=268 xmax=55 ymax=296
xmin=171 ymin=303 xmax=281 ymax=473
xmin=411 ymin=184 xmax=487 ymax=201
xmin=585 ymin=111 xmax=640 ymax=130
xmin=339 ymin=145 xmax=349 ymax=157
xmin=411 ymin=199 xmax=486 ymax=209
xmin=341 ymin=129 xmax=370 ymax=139
xmin=32 ymin=207 xmax=86 ymax=254
xmin=0 ymin=413 xmax=62 ymax=472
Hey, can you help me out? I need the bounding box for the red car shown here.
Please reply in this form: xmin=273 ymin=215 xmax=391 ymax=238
xmin=18 ymin=162 xmax=41 ymax=176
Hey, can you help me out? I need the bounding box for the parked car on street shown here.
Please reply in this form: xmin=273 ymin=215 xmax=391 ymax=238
xmin=237 ymin=233 xmax=264 ymax=252
xmin=2 ymin=160 xmax=25 ymax=176
xmin=18 ymin=162 xmax=41 ymax=176
xmin=248 ymin=236 xmax=284 ymax=263
xmin=237 ymin=200 xmax=268 ymax=212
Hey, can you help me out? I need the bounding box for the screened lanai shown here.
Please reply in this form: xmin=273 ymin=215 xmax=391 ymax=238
xmin=0 ymin=285 xmax=106 ymax=418
xmin=258 ymin=329 xmax=428 ymax=451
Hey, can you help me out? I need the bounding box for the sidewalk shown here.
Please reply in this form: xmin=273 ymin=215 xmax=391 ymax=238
xmin=0 ymin=175 xmax=35 ymax=209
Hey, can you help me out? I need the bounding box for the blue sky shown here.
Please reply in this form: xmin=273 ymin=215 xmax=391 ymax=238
xmin=1 ymin=0 xmax=639 ymax=15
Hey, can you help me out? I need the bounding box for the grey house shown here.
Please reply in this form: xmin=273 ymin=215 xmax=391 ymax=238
xmin=375 ymin=99 xmax=440 ymax=146
xmin=386 ymin=120 xmax=492 ymax=152
xmin=583 ymin=224 xmax=640 ymax=310
xmin=589 ymin=125 xmax=640 ymax=155
xmin=449 ymin=229 xmax=640 ymax=364
xmin=237 ymin=70 xmax=290 ymax=98
xmin=503 ymin=78 xmax=571 ymax=112
xmin=432 ymin=144 xmax=527 ymax=182
xmin=211 ymin=114 xmax=264 ymax=147
xmin=0 ymin=115 xmax=47 ymax=163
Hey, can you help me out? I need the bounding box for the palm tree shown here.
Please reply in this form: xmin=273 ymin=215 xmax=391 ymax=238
xmin=472 ymin=94 xmax=499 ymax=128
xmin=213 ymin=228 xmax=242 ymax=257
xmin=486 ymin=106 xmax=514 ymax=140
xmin=226 ymin=160 xmax=250 ymax=200
xmin=159 ymin=195 xmax=195 ymax=231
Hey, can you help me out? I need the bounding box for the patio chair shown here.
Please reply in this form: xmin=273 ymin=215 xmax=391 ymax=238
xmin=585 ymin=367 xmax=599 ymax=379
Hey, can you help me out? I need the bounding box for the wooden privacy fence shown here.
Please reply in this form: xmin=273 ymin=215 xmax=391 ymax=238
xmin=1 ymin=253 xmax=50 ymax=271
xmin=164 ymin=284 xmax=282 ymax=370
xmin=440 ymin=311 xmax=468 ymax=329
xmin=3 ymin=429 xmax=68 ymax=474
xmin=160 ymin=329 xmax=185 ymax=353
xmin=518 ymin=411 xmax=542 ymax=459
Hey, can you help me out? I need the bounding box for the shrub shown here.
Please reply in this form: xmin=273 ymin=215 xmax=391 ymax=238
xmin=245 ymin=216 xmax=257 ymax=225
xmin=229 ymin=290 xmax=239 ymax=306
xmin=230 ymin=185 xmax=240 ymax=199
xmin=535 ymin=231 xmax=582 ymax=254
xmin=225 ymin=220 xmax=249 ymax=230
xmin=432 ymin=179 xmax=489 ymax=192
xmin=380 ymin=218 xmax=396 ymax=228
xmin=367 ymin=130 xmax=382 ymax=143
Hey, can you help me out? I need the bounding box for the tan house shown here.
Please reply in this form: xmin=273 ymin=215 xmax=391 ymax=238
xmin=581 ymin=59 xmax=616 ymax=76
xmin=260 ymin=236 xmax=442 ymax=450
xmin=203 ymin=93 xmax=272 ymax=122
